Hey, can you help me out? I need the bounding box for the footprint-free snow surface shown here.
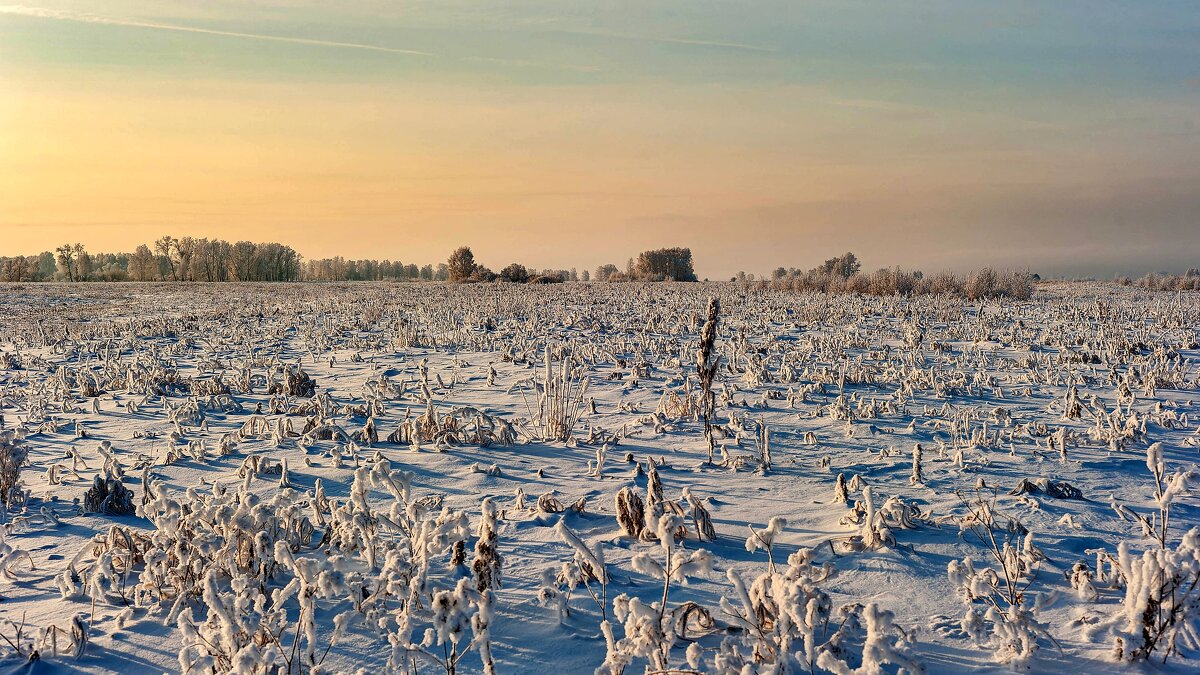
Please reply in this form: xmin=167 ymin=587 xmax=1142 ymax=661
xmin=0 ymin=281 xmax=1197 ymax=674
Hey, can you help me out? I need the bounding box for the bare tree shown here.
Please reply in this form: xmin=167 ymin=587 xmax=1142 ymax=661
xmin=155 ymin=235 xmax=178 ymax=280
xmin=74 ymin=243 xmax=92 ymax=281
xmin=172 ymin=236 xmax=197 ymax=282
xmin=129 ymin=245 xmax=156 ymax=281
xmin=55 ymin=244 xmax=76 ymax=282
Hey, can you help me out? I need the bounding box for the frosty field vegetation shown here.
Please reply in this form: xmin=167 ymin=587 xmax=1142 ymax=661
xmin=0 ymin=281 xmax=1197 ymax=674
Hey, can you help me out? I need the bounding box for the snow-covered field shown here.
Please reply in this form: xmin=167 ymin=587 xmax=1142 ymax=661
xmin=0 ymin=281 xmax=1197 ymax=674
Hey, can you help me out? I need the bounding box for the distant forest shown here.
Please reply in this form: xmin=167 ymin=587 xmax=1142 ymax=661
xmin=0 ymin=237 xmax=444 ymax=283
xmin=0 ymin=238 xmax=699 ymax=284
xmin=6 ymin=239 xmax=1190 ymax=292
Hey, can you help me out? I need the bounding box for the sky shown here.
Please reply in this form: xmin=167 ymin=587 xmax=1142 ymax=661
xmin=2 ymin=1 xmax=1198 ymax=279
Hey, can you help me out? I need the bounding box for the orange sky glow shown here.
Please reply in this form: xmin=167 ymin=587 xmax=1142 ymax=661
xmin=3 ymin=2 xmax=1198 ymax=277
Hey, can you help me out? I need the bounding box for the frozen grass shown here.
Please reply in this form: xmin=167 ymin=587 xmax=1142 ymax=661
xmin=0 ymin=280 xmax=1196 ymax=673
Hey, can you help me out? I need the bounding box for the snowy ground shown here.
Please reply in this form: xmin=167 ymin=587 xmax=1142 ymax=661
xmin=0 ymin=281 xmax=1197 ymax=674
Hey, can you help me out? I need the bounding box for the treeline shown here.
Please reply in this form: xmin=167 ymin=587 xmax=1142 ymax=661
xmin=0 ymin=237 xmax=445 ymax=283
xmin=444 ymin=247 xmax=582 ymax=283
xmin=1116 ymin=270 xmax=1200 ymax=292
xmin=303 ymin=258 xmax=449 ymax=282
xmin=4 ymin=239 xmax=702 ymax=285
xmin=444 ymin=246 xmax=698 ymax=283
xmin=737 ymin=252 xmax=1036 ymax=300
xmin=0 ymin=238 xmax=303 ymax=282
xmin=593 ymin=247 xmax=698 ymax=282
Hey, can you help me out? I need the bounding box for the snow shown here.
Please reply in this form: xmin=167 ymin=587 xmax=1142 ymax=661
xmin=0 ymin=280 xmax=1197 ymax=674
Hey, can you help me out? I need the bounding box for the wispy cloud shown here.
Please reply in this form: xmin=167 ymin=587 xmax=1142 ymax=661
xmin=559 ymin=28 xmax=778 ymax=54
xmin=460 ymin=55 xmax=601 ymax=74
xmin=0 ymin=5 xmax=612 ymax=74
xmin=0 ymin=5 xmax=433 ymax=56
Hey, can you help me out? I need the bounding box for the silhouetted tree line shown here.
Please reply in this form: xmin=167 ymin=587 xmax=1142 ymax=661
xmin=445 ymin=246 xmax=582 ymax=284
xmin=735 ymin=252 xmax=1036 ymax=300
xmin=1115 ymin=269 xmax=1200 ymax=291
xmin=446 ymin=245 xmax=695 ymax=284
xmin=0 ymin=237 xmax=304 ymax=282
xmin=0 ymin=236 xmax=451 ymax=283
xmin=303 ymin=258 xmax=448 ymax=282
xmin=591 ymin=247 xmax=697 ymax=282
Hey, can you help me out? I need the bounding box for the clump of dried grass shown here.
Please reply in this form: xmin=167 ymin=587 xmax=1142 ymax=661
xmin=615 ymin=487 xmax=645 ymax=538
xmin=82 ymin=475 xmax=136 ymax=516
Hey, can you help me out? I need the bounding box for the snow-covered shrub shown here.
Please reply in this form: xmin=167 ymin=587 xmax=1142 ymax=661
xmin=1101 ymin=527 xmax=1200 ymax=661
xmin=948 ymin=492 xmax=1053 ymax=670
xmin=0 ymin=430 xmax=28 ymax=508
xmin=43 ymin=450 xmax=500 ymax=672
xmin=599 ymin=514 xmax=712 ymax=674
xmin=472 ymin=497 xmax=502 ymax=592
xmin=708 ymin=547 xmax=921 ymax=674
xmin=745 ymin=516 xmax=787 ymax=569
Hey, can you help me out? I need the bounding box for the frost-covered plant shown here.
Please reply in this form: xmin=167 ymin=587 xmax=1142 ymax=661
xmin=392 ymin=404 xmax=517 ymax=449
xmin=815 ymin=602 xmax=925 ymax=675
xmin=719 ymin=548 xmax=835 ymax=672
xmin=0 ymin=534 xmax=35 ymax=587
xmin=1137 ymin=442 xmax=1193 ymax=548
xmin=385 ymin=577 xmax=495 ymax=675
xmin=615 ymin=487 xmax=645 ymax=539
xmin=745 ymin=516 xmax=786 ymax=570
xmin=554 ymin=519 xmax=608 ymax=621
xmin=684 ymin=488 xmax=716 ymax=542
xmin=588 ymin=443 xmax=608 ymax=478
xmin=754 ymin=417 xmax=772 ymax=472
xmin=910 ymin=443 xmax=924 ymax=485
xmin=519 ymin=347 xmax=590 ymax=443
xmin=472 ymin=497 xmax=502 ymax=593
xmin=1100 ymin=527 xmax=1200 ymax=662
xmin=642 ymin=462 xmax=666 ymax=542
xmin=0 ymin=430 xmax=28 ymax=509
xmin=599 ymin=514 xmax=713 ymax=674
xmin=833 ymin=472 xmax=849 ymax=504
xmin=632 ymin=514 xmax=713 ymax=602
xmin=267 ymin=363 xmax=316 ymax=398
xmin=1061 ymin=384 xmax=1082 ymax=420
xmin=176 ymin=568 xmax=295 ymax=672
xmin=697 ymin=297 xmax=721 ymax=464
xmin=948 ymin=490 xmax=1053 ymax=670
xmin=836 ymin=486 xmax=920 ymax=553
xmin=707 ymin=546 xmax=921 ymax=675
xmin=1109 ymin=443 xmax=1196 ymax=558
xmin=1089 ymin=445 xmax=1199 ymax=662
